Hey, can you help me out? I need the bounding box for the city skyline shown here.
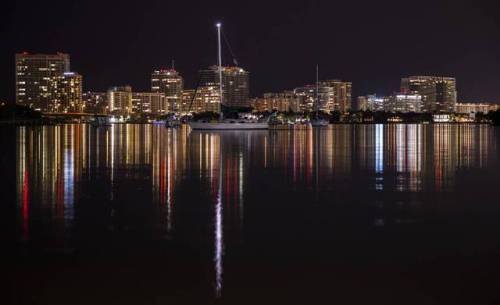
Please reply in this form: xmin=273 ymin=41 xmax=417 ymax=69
xmin=2 ymin=0 xmax=500 ymax=104
xmin=2 ymin=47 xmax=498 ymax=111
xmin=8 ymin=51 xmax=495 ymax=106
xmin=12 ymin=51 xmax=500 ymax=117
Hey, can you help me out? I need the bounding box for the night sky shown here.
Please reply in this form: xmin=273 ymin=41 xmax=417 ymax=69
xmin=2 ymin=0 xmax=500 ymax=102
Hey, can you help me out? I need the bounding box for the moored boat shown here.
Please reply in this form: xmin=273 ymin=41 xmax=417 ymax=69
xmin=310 ymin=118 xmax=329 ymax=127
xmin=164 ymin=114 xmax=181 ymax=128
xmin=189 ymin=119 xmax=268 ymax=130
xmin=90 ymin=115 xmax=111 ymax=127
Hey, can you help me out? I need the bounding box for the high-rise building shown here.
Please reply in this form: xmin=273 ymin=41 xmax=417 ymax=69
xmin=401 ymin=76 xmax=456 ymax=113
xmin=319 ymin=80 xmax=352 ymax=113
xmin=15 ymin=52 xmax=71 ymax=111
xmin=51 ymin=72 xmax=83 ymax=113
xmin=456 ymin=102 xmax=499 ymax=114
xmin=179 ymin=90 xmax=196 ymax=113
xmin=356 ymin=96 xmax=368 ymax=111
xmin=199 ymin=66 xmax=250 ymax=108
xmin=83 ymin=92 xmax=107 ymax=114
xmin=151 ymin=69 xmax=183 ymax=112
xmin=107 ymin=86 xmax=132 ymax=116
xmin=294 ymin=85 xmax=335 ymax=113
xmin=365 ymin=95 xmax=385 ymax=111
xmin=294 ymin=80 xmax=352 ymax=113
xmin=385 ymin=93 xmax=423 ymax=113
xmin=251 ymin=92 xmax=300 ymax=113
xmin=196 ymin=86 xmax=221 ymax=113
xmin=293 ymin=86 xmax=314 ymax=112
xmin=180 ymin=86 xmax=221 ymax=114
xmin=132 ymin=92 xmax=167 ymax=115
xmin=283 ymin=90 xmax=300 ymax=113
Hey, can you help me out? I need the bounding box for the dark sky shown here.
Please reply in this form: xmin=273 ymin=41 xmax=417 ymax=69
xmin=2 ymin=0 xmax=500 ymax=102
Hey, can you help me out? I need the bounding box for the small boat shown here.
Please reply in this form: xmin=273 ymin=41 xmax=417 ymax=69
xmin=164 ymin=114 xmax=181 ymax=128
xmin=189 ymin=118 xmax=269 ymax=130
xmin=310 ymin=118 xmax=329 ymax=127
xmin=90 ymin=115 xmax=111 ymax=127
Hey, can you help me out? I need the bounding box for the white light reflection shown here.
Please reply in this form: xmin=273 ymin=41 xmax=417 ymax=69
xmin=375 ymin=124 xmax=384 ymax=190
xmin=214 ymin=134 xmax=224 ymax=298
xmin=166 ymin=129 xmax=172 ymax=234
xmin=214 ymin=188 xmax=223 ymax=297
xmin=109 ymin=125 xmax=115 ymax=200
xmin=239 ymin=151 xmax=244 ymax=227
xmin=63 ymin=126 xmax=75 ymax=227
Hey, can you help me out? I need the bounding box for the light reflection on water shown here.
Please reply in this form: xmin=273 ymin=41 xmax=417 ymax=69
xmin=14 ymin=123 xmax=498 ymax=298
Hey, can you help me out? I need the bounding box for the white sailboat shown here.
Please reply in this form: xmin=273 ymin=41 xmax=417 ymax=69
xmin=188 ymin=23 xmax=269 ymax=130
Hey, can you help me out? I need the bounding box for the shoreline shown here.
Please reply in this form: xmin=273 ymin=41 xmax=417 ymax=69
xmin=1 ymin=121 xmax=497 ymax=127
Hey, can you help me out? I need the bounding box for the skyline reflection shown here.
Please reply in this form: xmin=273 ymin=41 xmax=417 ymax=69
xmin=14 ymin=123 xmax=498 ymax=298
xmin=16 ymin=124 xmax=497 ymax=238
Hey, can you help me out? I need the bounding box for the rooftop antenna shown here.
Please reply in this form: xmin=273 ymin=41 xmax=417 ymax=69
xmin=172 ymin=59 xmax=175 ymax=70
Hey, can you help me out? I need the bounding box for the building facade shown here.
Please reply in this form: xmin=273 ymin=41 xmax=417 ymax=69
xmin=83 ymin=92 xmax=107 ymax=114
xmin=294 ymin=85 xmax=334 ymax=113
xmin=179 ymin=90 xmax=196 ymax=113
xmin=151 ymin=69 xmax=183 ymax=112
xmin=356 ymin=96 xmax=368 ymax=111
xmin=364 ymin=95 xmax=385 ymax=111
xmin=401 ymin=76 xmax=456 ymax=113
xmin=15 ymin=52 xmax=71 ymax=111
xmin=251 ymin=92 xmax=300 ymax=113
xmin=107 ymin=86 xmax=132 ymax=116
xmin=294 ymin=80 xmax=352 ymax=113
xmin=319 ymin=80 xmax=352 ymax=113
xmin=132 ymin=92 xmax=167 ymax=115
xmin=456 ymin=102 xmax=499 ymax=114
xmin=385 ymin=93 xmax=423 ymax=113
xmin=182 ymin=86 xmax=221 ymax=113
xmin=51 ymin=72 xmax=83 ymax=113
xmin=199 ymin=66 xmax=250 ymax=108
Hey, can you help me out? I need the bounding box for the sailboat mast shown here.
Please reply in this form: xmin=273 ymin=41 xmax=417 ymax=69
xmin=217 ymin=23 xmax=223 ymax=118
xmin=316 ymin=64 xmax=319 ymax=117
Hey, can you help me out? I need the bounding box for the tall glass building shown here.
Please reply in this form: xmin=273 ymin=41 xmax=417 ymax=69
xmin=151 ymin=69 xmax=183 ymax=112
xmin=319 ymin=80 xmax=352 ymax=113
xmin=15 ymin=52 xmax=71 ymax=111
xmin=401 ymin=76 xmax=456 ymax=113
xmin=51 ymin=72 xmax=83 ymax=113
xmin=198 ymin=66 xmax=250 ymax=109
xmin=107 ymin=86 xmax=132 ymax=116
xmin=294 ymin=80 xmax=352 ymax=113
xmin=385 ymin=93 xmax=423 ymax=113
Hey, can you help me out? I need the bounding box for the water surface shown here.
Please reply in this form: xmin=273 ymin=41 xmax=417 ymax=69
xmin=3 ymin=124 xmax=500 ymax=304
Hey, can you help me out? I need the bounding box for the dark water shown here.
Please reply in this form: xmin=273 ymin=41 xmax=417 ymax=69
xmin=3 ymin=124 xmax=500 ymax=304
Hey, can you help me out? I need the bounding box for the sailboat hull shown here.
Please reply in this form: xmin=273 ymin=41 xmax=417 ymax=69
xmin=189 ymin=122 xmax=269 ymax=130
xmin=310 ymin=120 xmax=329 ymax=127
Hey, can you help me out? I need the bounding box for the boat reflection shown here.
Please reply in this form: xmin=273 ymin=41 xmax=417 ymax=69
xmin=189 ymin=130 xmax=260 ymax=297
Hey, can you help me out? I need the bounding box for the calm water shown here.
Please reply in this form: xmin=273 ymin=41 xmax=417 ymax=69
xmin=3 ymin=124 xmax=500 ymax=304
